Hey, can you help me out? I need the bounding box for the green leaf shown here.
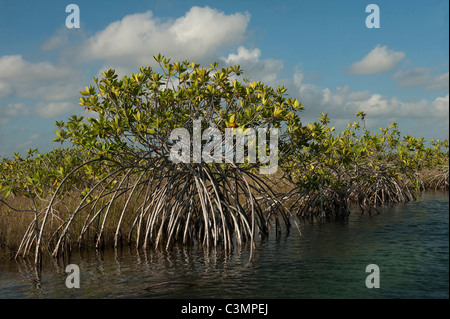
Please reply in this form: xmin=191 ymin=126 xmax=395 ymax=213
xmin=3 ymin=187 xmax=11 ymax=198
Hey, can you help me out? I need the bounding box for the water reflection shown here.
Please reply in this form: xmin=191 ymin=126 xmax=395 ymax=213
xmin=0 ymin=191 xmax=448 ymax=299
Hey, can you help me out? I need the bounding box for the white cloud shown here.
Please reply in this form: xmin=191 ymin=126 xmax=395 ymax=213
xmin=0 ymin=54 xmax=83 ymax=124
xmin=427 ymin=72 xmax=449 ymax=91
xmin=0 ymin=103 xmax=29 ymax=125
xmin=392 ymin=68 xmax=431 ymax=87
xmin=1 ymin=6 xmax=447 ymax=156
xmin=79 ymin=7 xmax=250 ymax=67
xmin=40 ymin=28 xmax=70 ymax=51
xmin=0 ymin=55 xmax=70 ymax=81
xmin=0 ymin=81 xmax=13 ymax=98
xmin=349 ymin=45 xmax=405 ymax=75
xmin=0 ymin=103 xmax=29 ymax=117
xmin=31 ymin=82 xmax=82 ymax=102
xmin=170 ymin=7 xmax=249 ymax=55
xmin=432 ymin=94 xmax=449 ymax=116
xmin=0 ymin=55 xmax=81 ymax=102
xmin=222 ymin=46 xmax=284 ymax=84
xmin=293 ymin=68 xmax=449 ymax=135
xmin=392 ymin=68 xmax=449 ymax=91
xmin=34 ymin=102 xmax=76 ymax=118
xmin=224 ymin=46 xmax=261 ymax=64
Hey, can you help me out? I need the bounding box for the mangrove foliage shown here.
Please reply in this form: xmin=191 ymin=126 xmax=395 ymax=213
xmin=0 ymin=55 xmax=448 ymax=267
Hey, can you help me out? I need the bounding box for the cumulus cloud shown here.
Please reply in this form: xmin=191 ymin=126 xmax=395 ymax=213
xmin=40 ymin=27 xmax=71 ymax=51
xmin=34 ymin=102 xmax=77 ymax=118
xmin=222 ymin=46 xmax=284 ymax=84
xmin=1 ymin=6 xmax=447 ymax=155
xmin=348 ymin=44 xmax=405 ymax=75
xmin=79 ymin=7 xmax=250 ymax=68
xmin=427 ymin=72 xmax=449 ymax=91
xmin=0 ymin=81 xmax=13 ymax=98
xmin=432 ymin=94 xmax=450 ymax=116
xmin=0 ymin=55 xmax=81 ymax=102
xmin=170 ymin=7 xmax=249 ymax=53
xmin=392 ymin=68 xmax=431 ymax=87
xmin=0 ymin=103 xmax=29 ymax=125
xmin=0 ymin=54 xmax=84 ymax=131
xmin=0 ymin=103 xmax=29 ymax=117
xmin=0 ymin=55 xmax=70 ymax=81
xmin=224 ymin=46 xmax=261 ymax=64
xmin=293 ymin=68 xmax=449 ymax=135
xmin=392 ymin=68 xmax=449 ymax=91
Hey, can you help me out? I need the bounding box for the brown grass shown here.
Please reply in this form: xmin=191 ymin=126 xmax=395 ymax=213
xmin=1 ymin=165 xmax=448 ymax=256
xmin=0 ymin=192 xmax=136 ymax=253
xmin=0 ymin=196 xmax=35 ymax=250
xmin=418 ymin=167 xmax=449 ymax=190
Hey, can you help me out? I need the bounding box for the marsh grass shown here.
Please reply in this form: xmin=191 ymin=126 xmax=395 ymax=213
xmin=0 ymin=197 xmax=35 ymax=250
xmin=2 ymin=159 xmax=292 ymax=266
xmin=417 ymin=167 xmax=449 ymax=190
xmin=0 ymin=191 xmax=134 ymax=255
xmin=2 ymin=161 xmax=448 ymax=256
xmin=1 ymin=165 xmax=448 ymax=267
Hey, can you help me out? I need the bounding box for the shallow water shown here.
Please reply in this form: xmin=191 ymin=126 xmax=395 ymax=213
xmin=0 ymin=191 xmax=448 ymax=299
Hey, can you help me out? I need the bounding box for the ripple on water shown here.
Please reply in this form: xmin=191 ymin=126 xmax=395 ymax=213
xmin=0 ymin=192 xmax=448 ymax=299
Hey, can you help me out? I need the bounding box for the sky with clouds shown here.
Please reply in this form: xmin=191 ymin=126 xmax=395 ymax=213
xmin=0 ymin=0 xmax=448 ymax=157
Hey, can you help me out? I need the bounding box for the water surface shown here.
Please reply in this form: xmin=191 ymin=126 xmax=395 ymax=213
xmin=1 ymin=191 xmax=448 ymax=299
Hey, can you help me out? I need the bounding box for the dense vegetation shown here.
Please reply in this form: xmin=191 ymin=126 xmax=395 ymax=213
xmin=1 ymin=55 xmax=448 ymax=266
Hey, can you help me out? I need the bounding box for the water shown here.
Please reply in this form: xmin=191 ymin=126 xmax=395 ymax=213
xmin=0 ymin=191 xmax=448 ymax=299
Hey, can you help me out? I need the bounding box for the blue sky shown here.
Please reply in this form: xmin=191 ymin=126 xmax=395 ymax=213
xmin=0 ymin=0 xmax=448 ymax=157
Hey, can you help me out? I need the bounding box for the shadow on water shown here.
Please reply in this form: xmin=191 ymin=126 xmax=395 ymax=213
xmin=0 ymin=191 xmax=448 ymax=299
